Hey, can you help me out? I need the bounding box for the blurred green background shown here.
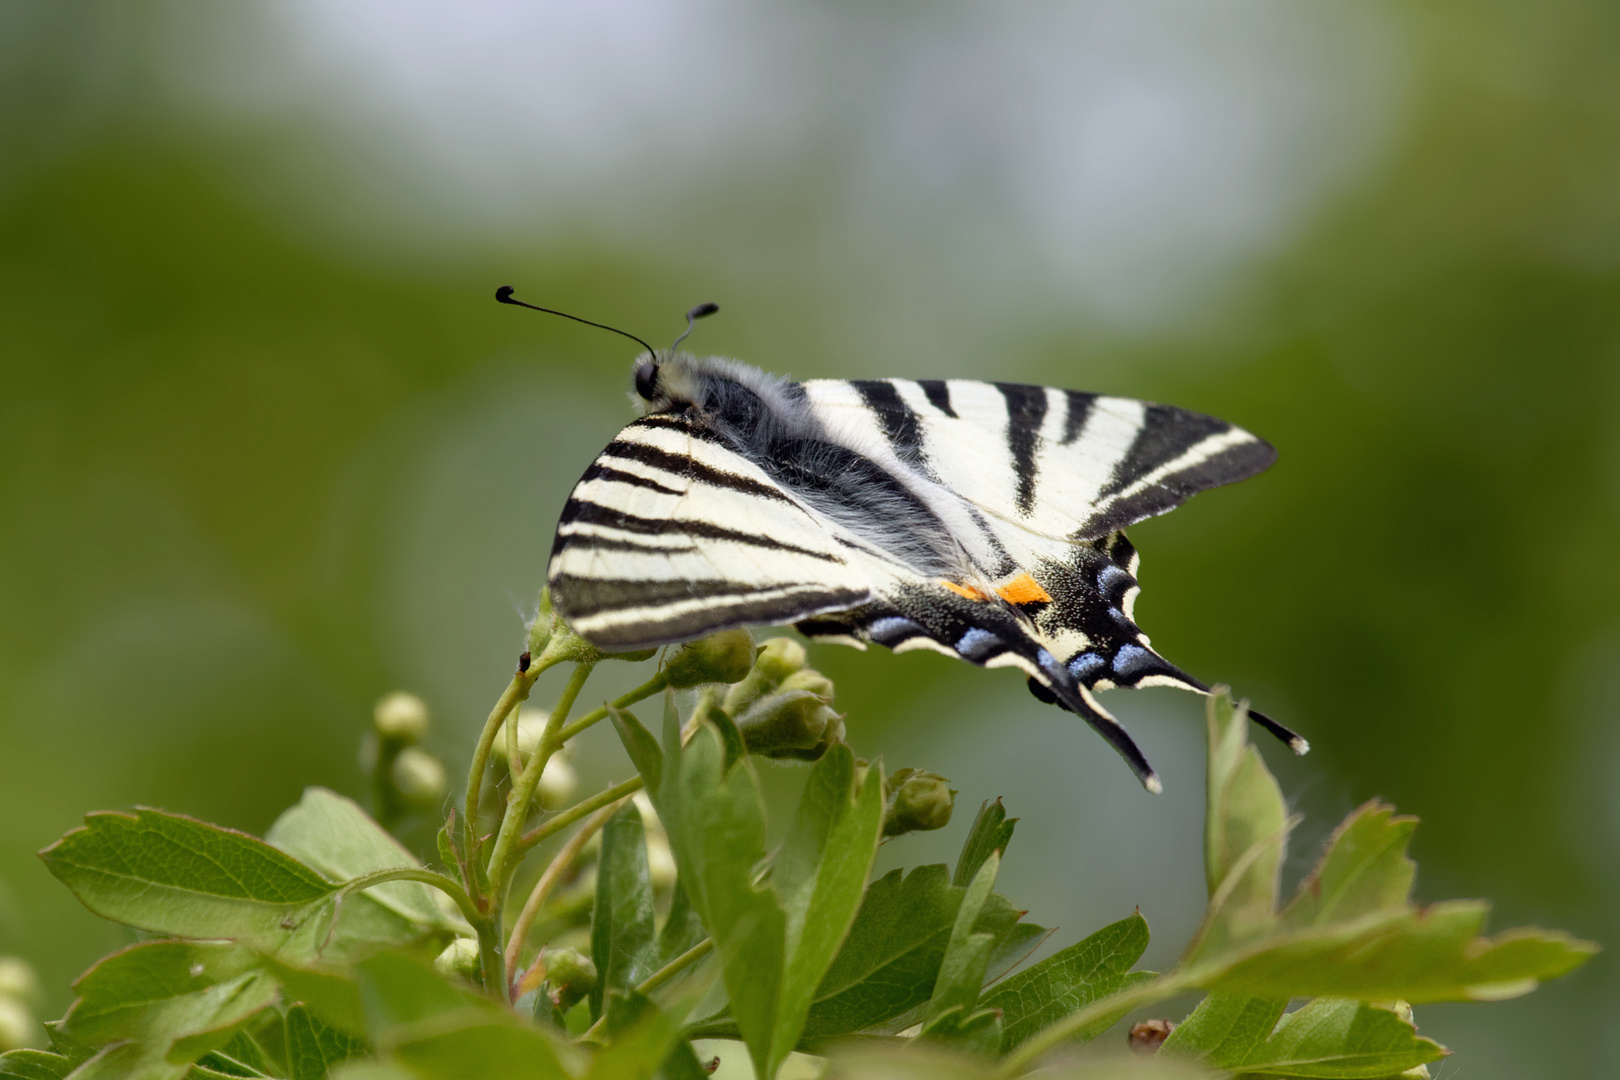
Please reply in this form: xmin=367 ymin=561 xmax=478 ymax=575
xmin=2 ymin=1 xmax=1617 ymax=1073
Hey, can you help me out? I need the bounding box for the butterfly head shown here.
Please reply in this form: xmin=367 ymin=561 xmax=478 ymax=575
xmin=630 ymin=351 xmax=712 ymax=413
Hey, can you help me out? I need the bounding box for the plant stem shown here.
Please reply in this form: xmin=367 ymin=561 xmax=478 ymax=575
xmin=639 ymin=937 xmax=714 ymax=995
xmin=485 ymin=662 xmax=596 ymax=895
xmin=554 ymin=673 xmax=669 ymax=744
xmin=505 ymin=797 xmax=630 ymax=1000
xmin=463 ymin=658 xmax=557 ymax=895
xmin=580 ymin=937 xmax=715 ymax=1043
xmin=517 ymin=776 xmax=645 ymax=855
xmin=332 ymin=866 xmax=482 ymax=927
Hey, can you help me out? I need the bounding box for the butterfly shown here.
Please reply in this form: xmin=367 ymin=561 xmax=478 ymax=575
xmin=513 ymin=292 xmax=1307 ymax=791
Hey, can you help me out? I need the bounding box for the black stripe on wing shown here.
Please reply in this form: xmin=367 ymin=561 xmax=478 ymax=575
xmin=600 ymin=436 xmax=800 ymax=506
xmin=557 ymin=500 xmax=845 ymax=562
xmin=579 ymin=461 xmax=684 ymax=497
xmin=918 ymin=379 xmax=957 ymax=418
xmin=563 ymin=580 xmax=870 ymax=650
xmin=852 ymin=380 xmax=925 ymax=457
xmin=995 ymin=383 xmax=1047 ymax=515
xmin=1060 ymin=390 xmax=1097 ymax=445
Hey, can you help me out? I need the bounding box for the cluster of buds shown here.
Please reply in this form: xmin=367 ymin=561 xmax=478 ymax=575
xmin=721 ymin=637 xmax=845 ymax=760
xmin=368 ymin=691 xmax=448 ymax=828
xmin=662 ymin=633 xmax=957 ymax=832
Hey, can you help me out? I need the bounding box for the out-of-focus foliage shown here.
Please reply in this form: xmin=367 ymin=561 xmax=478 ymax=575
xmin=2 ymin=2 xmax=1618 ymax=1076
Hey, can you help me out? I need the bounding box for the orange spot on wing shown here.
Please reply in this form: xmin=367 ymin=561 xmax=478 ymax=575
xmin=939 ymin=579 xmax=989 ymax=602
xmin=997 ymin=573 xmax=1053 ymax=606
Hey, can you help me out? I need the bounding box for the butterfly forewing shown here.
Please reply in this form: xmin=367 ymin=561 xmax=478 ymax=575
xmin=548 ymin=413 xmax=871 ymax=649
xmin=804 ymin=378 xmax=1275 ymax=544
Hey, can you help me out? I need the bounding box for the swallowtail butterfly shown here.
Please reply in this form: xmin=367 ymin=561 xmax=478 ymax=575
xmin=513 ymin=291 xmax=1306 ymax=791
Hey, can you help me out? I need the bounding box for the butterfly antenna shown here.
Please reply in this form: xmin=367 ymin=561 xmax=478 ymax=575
xmin=495 ymin=286 xmax=657 ymax=357
xmin=672 ymin=301 xmax=720 ymax=350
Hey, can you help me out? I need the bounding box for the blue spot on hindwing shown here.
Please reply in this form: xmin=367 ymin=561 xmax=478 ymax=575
xmin=1112 ymin=643 xmax=1153 ymax=678
xmin=954 ymin=627 xmax=1001 ymax=660
xmin=868 ymin=616 xmax=923 ymax=644
xmin=1067 ymin=651 xmax=1106 ymax=679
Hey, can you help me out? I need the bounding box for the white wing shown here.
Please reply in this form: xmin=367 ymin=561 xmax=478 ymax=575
xmin=801 ymin=378 xmax=1276 ymax=548
xmin=547 ymin=413 xmax=873 ymax=650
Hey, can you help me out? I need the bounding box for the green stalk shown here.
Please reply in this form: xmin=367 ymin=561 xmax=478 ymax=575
xmin=580 ymin=937 xmax=715 ymax=1043
xmin=516 ymin=776 xmax=645 ymax=855
xmin=485 ymin=662 xmax=596 ymax=898
xmin=505 ymin=798 xmax=629 ymax=1000
xmin=554 ymin=673 xmax=669 ymax=744
xmin=462 ymin=658 xmax=558 ymax=896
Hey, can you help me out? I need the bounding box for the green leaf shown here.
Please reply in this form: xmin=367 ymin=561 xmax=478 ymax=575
xmin=209 ymin=1028 xmax=278 ymax=1077
xmin=60 ymin=1043 xmax=189 ymax=1080
xmin=655 ymin=872 xmax=705 ymax=970
xmin=584 ymin=992 xmax=683 ymax=1080
xmin=0 ymin=1050 xmax=74 ymax=1080
xmin=1280 ymin=801 xmax=1417 ymax=930
xmin=259 ymin=959 xmax=367 ymax=1037
xmin=980 ymin=911 xmax=1151 ymax=1050
xmin=283 ymin=1004 xmax=366 ymax=1080
xmin=927 ymin=851 xmax=999 ymax=1025
xmin=40 ymin=810 xmax=339 ymax=957
xmin=768 ymin=866 xmax=1035 ymax=1045
xmin=610 ymin=701 xmax=663 ymax=794
xmin=266 ymin=788 xmax=468 ymax=939
xmin=768 ymin=746 xmax=885 ymax=1075
xmin=1201 ymin=900 xmax=1599 ymax=1003
xmin=654 ymin=719 xmax=784 ymax=1079
xmin=64 ymin=941 xmax=278 ymax=1066
xmin=1192 ymin=692 xmax=1292 ymax=961
xmin=387 ymin=1017 xmax=572 ymax=1080
xmin=1165 ymin=994 xmax=1445 ymax=1078
xmin=953 ymin=800 xmax=1016 ymax=889
xmin=353 ymin=953 xmax=487 ymax=1038
xmin=42 ymin=1022 xmax=97 ymax=1069
xmin=590 ymin=802 xmax=659 ymax=1019
xmin=1162 ymin=993 xmax=1288 ymax=1064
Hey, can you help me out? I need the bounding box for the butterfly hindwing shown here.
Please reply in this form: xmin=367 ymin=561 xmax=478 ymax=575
xmin=548 ymin=413 xmax=872 ymax=649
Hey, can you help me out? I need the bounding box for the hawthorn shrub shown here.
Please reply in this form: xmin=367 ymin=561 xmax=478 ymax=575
xmin=0 ymin=596 xmax=1597 ymax=1080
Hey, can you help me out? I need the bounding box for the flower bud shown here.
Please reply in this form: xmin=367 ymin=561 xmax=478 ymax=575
xmin=0 ymin=997 xmax=35 ymax=1054
xmin=664 ymin=629 xmax=756 ymax=689
xmin=777 ymin=669 xmax=834 ymax=700
xmin=755 ymin=637 xmax=807 ymax=682
xmin=0 ymin=959 xmax=40 ymax=1007
xmin=391 ymin=747 xmax=447 ymax=811
xmin=722 ymin=637 xmax=807 ymax=713
xmin=883 ymin=768 xmax=956 ymax=836
xmin=536 ymin=748 xmax=578 ymax=810
xmin=373 ymin=691 xmax=429 ymax=745
xmin=734 ymin=690 xmax=844 ymax=760
xmin=544 ymin=947 xmax=597 ymax=1012
xmin=434 ymin=937 xmax=481 ymax=983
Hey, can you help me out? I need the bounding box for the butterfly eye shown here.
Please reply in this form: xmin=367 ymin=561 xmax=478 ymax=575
xmin=634 ymin=361 xmax=660 ymax=400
